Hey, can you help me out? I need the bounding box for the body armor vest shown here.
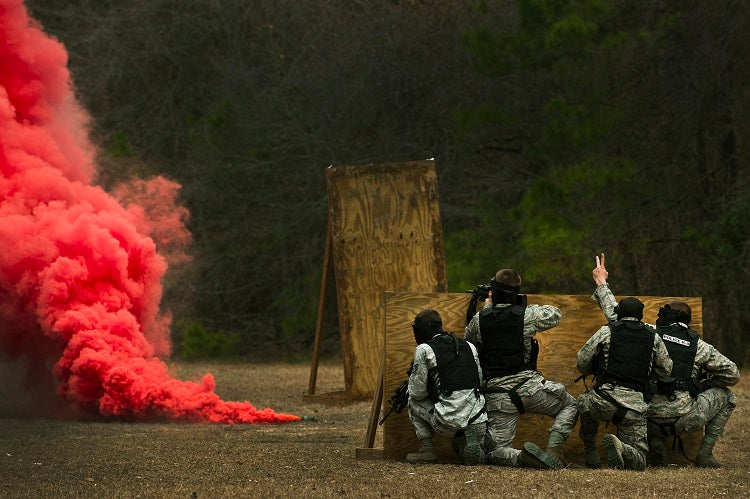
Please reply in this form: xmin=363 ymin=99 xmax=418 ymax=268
xmin=598 ymin=320 xmax=654 ymax=391
xmin=426 ymin=334 xmax=481 ymax=398
xmin=478 ymin=297 xmax=537 ymax=378
xmin=656 ymin=324 xmax=700 ymax=397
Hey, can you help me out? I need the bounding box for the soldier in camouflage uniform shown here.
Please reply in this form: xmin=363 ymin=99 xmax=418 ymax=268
xmin=647 ymin=300 xmax=739 ymax=467
xmin=592 ymin=255 xmax=740 ymax=468
xmin=406 ymin=309 xmax=488 ymax=465
xmin=576 ymin=254 xmax=672 ymax=470
xmin=465 ymin=269 xmax=577 ymax=470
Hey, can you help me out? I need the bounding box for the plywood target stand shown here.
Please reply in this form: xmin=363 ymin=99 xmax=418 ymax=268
xmin=305 ymin=160 xmax=448 ymax=404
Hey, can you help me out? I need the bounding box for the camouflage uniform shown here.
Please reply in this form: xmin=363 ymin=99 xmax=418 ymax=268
xmin=408 ymin=336 xmax=487 ymax=460
xmin=646 ymin=328 xmax=738 ymax=467
xmin=647 ymin=339 xmax=738 ymax=434
xmin=465 ymin=303 xmax=578 ymax=467
xmin=577 ymin=283 xmax=672 ymax=470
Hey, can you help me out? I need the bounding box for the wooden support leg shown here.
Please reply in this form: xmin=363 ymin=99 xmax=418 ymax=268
xmin=356 ymin=347 xmax=386 ymax=460
xmin=307 ymin=220 xmax=332 ymax=396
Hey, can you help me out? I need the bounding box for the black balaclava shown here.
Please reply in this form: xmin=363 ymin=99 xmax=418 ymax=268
xmin=656 ymin=303 xmax=691 ymax=327
xmin=412 ymin=309 xmax=443 ymax=344
xmin=490 ymin=277 xmax=520 ymax=305
xmin=614 ymin=297 xmax=644 ymax=320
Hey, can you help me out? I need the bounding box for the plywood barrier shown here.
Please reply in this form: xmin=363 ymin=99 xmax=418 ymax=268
xmin=325 ymin=161 xmax=447 ymax=400
xmin=382 ymin=292 xmax=703 ymax=466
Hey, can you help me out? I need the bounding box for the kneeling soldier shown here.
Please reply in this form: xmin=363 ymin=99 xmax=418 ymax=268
xmin=646 ymin=301 xmax=739 ymax=467
xmin=465 ymin=269 xmax=578 ymax=469
xmin=576 ymin=254 xmax=672 ymax=470
xmin=406 ymin=309 xmax=487 ymax=465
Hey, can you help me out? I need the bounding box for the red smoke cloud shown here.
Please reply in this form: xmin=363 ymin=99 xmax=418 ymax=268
xmin=0 ymin=0 xmax=299 ymax=423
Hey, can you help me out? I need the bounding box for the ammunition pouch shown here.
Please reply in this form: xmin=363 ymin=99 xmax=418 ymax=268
xmin=675 ymin=378 xmax=701 ymax=398
xmin=655 ymin=375 xmax=700 ymax=399
xmin=656 ymin=376 xmax=677 ymax=401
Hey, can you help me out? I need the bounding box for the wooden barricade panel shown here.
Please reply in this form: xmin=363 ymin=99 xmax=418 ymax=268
xmin=326 ymin=161 xmax=447 ymax=400
xmin=383 ymin=291 xmax=703 ymax=465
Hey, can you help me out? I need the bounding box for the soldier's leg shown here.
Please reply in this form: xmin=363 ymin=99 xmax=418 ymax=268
xmin=646 ymin=421 xmax=671 ymax=467
xmin=577 ymin=391 xmax=603 ymax=468
xmin=522 ymin=380 xmax=577 ymax=465
xmin=675 ymin=387 xmax=737 ymax=436
xmin=456 ymin=421 xmax=486 ymax=466
xmin=406 ymin=398 xmax=437 ymax=463
xmin=484 ymin=394 xmax=521 ymax=466
xmin=613 ymin=411 xmax=648 ymax=470
xmin=675 ymin=388 xmax=737 ymax=467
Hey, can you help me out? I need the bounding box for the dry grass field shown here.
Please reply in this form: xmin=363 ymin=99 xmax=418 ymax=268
xmin=1 ymin=360 xmax=749 ymax=498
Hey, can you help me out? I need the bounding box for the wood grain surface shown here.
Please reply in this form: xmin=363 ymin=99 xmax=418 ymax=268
xmin=325 ymin=161 xmax=448 ymax=399
xmin=382 ymin=292 xmax=703 ymax=465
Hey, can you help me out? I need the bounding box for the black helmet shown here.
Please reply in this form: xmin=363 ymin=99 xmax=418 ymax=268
xmin=656 ymin=302 xmax=691 ymax=327
xmin=412 ymin=309 xmax=443 ymax=344
xmin=614 ymin=297 xmax=644 ymax=320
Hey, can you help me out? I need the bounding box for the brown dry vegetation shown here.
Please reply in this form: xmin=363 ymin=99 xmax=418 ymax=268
xmin=1 ymin=361 xmax=749 ymax=498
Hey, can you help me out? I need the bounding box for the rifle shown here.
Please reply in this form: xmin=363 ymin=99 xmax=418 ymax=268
xmin=378 ymin=362 xmax=414 ymax=425
xmin=464 ymin=283 xmax=491 ymax=324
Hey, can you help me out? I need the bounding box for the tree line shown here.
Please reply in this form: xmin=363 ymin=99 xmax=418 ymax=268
xmin=26 ymin=0 xmax=750 ymax=365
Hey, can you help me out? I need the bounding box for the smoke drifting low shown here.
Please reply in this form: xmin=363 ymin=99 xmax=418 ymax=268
xmin=0 ymin=0 xmax=299 ymax=423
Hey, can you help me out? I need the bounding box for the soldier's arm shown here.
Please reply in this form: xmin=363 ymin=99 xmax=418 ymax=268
xmin=591 ymin=253 xmax=618 ymax=322
xmin=468 ymin=342 xmax=483 ymax=380
xmin=408 ymin=346 xmax=430 ymax=401
xmin=524 ymin=304 xmax=562 ymax=333
xmin=464 ymin=314 xmax=481 ymax=346
xmin=702 ymin=340 xmax=740 ymax=388
xmin=592 ymin=283 xmax=618 ymax=322
xmin=652 ymin=334 xmax=673 ymax=378
xmin=576 ymin=327 xmax=605 ymax=374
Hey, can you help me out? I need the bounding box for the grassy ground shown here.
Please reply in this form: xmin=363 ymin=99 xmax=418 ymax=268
xmin=1 ymin=360 xmax=749 ymax=498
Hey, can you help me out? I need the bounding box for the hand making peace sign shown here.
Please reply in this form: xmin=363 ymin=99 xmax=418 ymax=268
xmin=592 ymin=252 xmax=608 ymax=286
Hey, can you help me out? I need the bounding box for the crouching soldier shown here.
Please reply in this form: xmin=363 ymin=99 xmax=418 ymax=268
xmin=646 ymin=300 xmax=739 ymax=467
xmin=406 ymin=309 xmax=488 ymax=465
xmin=576 ymin=254 xmax=672 ymax=470
xmin=466 ymin=269 xmax=578 ymax=469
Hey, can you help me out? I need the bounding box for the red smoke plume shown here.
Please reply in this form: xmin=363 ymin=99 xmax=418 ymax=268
xmin=0 ymin=0 xmax=299 ymax=423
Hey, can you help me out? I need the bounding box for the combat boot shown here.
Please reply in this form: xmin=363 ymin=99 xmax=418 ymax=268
xmin=461 ymin=426 xmax=484 ymax=466
xmin=584 ymin=448 xmax=601 ymax=469
xmin=406 ymin=437 xmax=437 ymax=464
xmin=602 ymin=434 xmax=624 ymax=469
xmin=517 ymin=442 xmax=565 ymax=470
xmin=695 ymin=453 xmax=722 ymax=468
xmin=695 ymin=433 xmax=721 ymax=468
xmin=649 ymin=436 xmax=668 ymax=467
xmin=545 ymin=430 xmax=568 ymax=467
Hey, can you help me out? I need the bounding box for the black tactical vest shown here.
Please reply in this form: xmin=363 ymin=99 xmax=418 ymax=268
xmin=599 ymin=320 xmax=655 ymax=391
xmin=657 ymin=324 xmax=700 ymax=396
xmin=478 ymin=297 xmax=536 ymax=378
xmin=426 ymin=334 xmax=481 ymax=397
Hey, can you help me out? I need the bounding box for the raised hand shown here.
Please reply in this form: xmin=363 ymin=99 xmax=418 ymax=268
xmin=592 ymin=253 xmax=608 ymax=286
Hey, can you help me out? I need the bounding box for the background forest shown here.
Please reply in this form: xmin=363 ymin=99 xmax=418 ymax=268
xmin=25 ymin=0 xmax=750 ymax=365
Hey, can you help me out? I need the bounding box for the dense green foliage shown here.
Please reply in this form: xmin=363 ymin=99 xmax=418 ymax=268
xmin=177 ymin=320 xmax=238 ymax=360
xmin=26 ymin=0 xmax=750 ymax=364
